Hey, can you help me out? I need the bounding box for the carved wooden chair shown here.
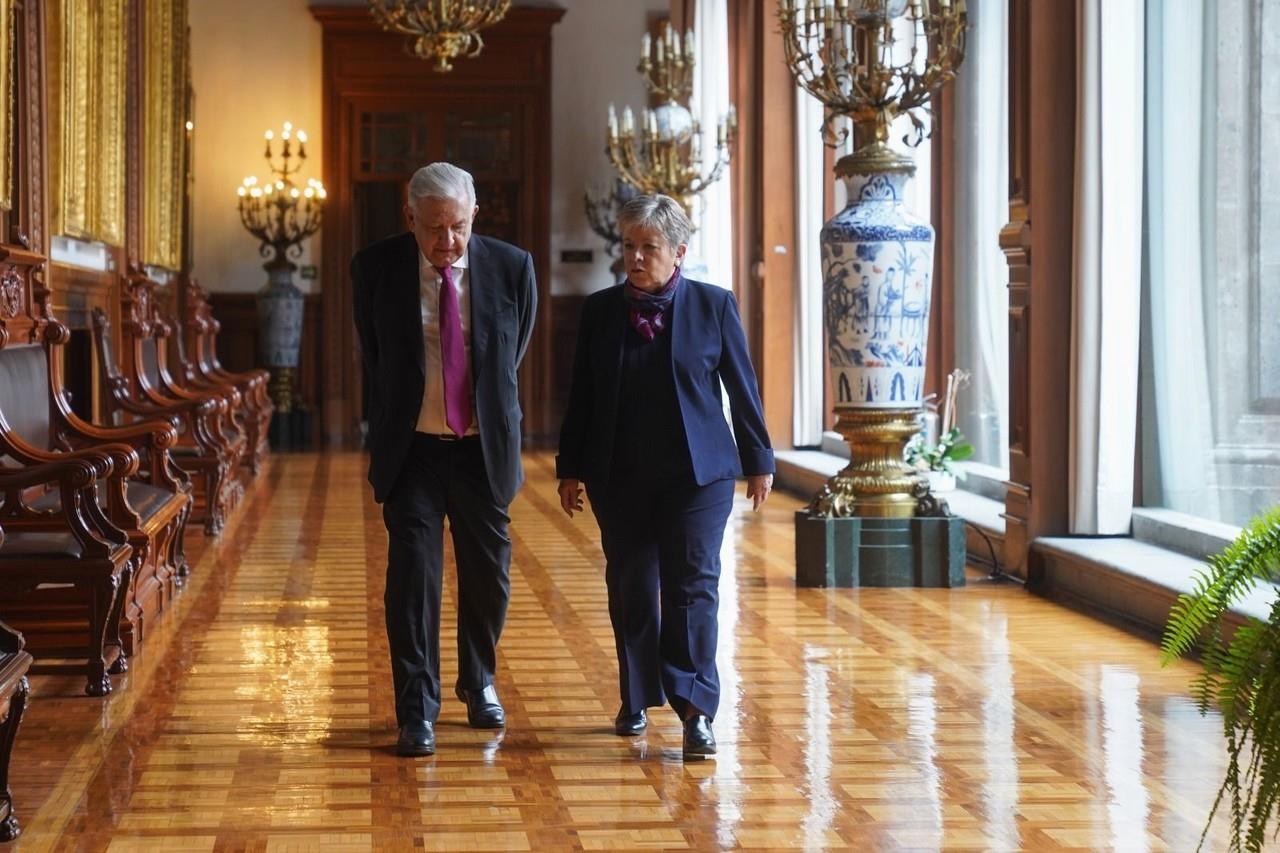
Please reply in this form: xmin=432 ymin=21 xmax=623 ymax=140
xmin=0 ymin=335 xmax=191 ymax=654
xmin=0 ymin=457 xmax=135 ymax=696
xmin=170 ymin=276 xmax=272 ymax=473
xmin=94 ymin=298 xmax=244 ymax=535
xmin=135 ymin=283 xmax=248 ymax=462
xmin=0 ymin=618 xmax=31 ymax=841
xmin=117 ymin=270 xmax=247 ymax=519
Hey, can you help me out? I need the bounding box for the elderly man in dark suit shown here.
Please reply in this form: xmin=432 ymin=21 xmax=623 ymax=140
xmin=352 ymin=162 xmax=536 ymax=757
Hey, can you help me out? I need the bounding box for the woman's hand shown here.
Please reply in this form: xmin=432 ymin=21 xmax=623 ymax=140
xmin=559 ymin=479 xmax=584 ymax=517
xmin=746 ymin=474 xmax=774 ymax=512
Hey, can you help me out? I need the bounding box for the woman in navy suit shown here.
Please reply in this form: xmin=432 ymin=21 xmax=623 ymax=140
xmin=556 ymin=194 xmax=774 ymax=759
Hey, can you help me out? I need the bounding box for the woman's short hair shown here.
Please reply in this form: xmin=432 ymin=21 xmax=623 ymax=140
xmin=617 ymin=194 xmax=692 ymax=251
xmin=407 ymin=162 xmax=475 ymax=208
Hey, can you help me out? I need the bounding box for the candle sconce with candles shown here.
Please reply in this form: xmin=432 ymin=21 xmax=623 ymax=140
xmin=601 ymin=23 xmax=736 ymax=220
xmin=236 ymin=121 xmax=326 ymax=416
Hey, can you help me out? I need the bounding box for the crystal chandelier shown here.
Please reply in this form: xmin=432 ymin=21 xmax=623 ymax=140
xmin=605 ymin=23 xmax=737 ymax=218
xmin=367 ymin=0 xmax=512 ymax=72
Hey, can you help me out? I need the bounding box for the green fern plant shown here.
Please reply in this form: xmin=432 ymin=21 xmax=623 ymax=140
xmin=1160 ymin=504 xmax=1280 ymax=852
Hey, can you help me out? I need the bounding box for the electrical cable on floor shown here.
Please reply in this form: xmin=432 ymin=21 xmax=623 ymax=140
xmin=963 ymin=519 xmax=1016 ymax=583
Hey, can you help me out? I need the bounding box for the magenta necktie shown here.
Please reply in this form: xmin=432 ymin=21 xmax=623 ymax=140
xmin=434 ymin=265 xmax=472 ymax=436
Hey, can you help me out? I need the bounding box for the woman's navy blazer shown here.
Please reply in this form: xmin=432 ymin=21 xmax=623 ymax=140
xmin=556 ymin=278 xmax=774 ymax=485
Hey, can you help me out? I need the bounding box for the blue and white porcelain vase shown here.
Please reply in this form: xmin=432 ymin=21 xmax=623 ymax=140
xmin=821 ymin=167 xmax=933 ymax=410
xmin=257 ymin=265 xmax=304 ymax=411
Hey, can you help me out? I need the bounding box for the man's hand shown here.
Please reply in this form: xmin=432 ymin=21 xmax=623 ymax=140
xmin=559 ymin=479 xmax=584 ymax=517
xmin=746 ymin=474 xmax=774 ymax=512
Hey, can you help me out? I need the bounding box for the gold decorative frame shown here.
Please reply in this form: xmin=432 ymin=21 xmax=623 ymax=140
xmin=47 ymin=0 xmax=90 ymax=238
xmin=46 ymin=0 xmax=126 ymax=242
xmin=92 ymin=0 xmax=126 ymax=245
xmin=0 ymin=0 xmax=12 ymax=212
xmin=141 ymin=0 xmax=187 ymax=271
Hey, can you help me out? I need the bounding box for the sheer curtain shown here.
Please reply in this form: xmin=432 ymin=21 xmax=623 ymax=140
xmin=952 ymin=0 xmax=1008 ymax=471
xmin=794 ymin=88 xmax=828 ymax=448
xmin=689 ymin=0 xmax=733 ymax=291
xmin=1069 ymin=0 xmax=1143 ymax=535
xmin=1140 ymin=0 xmax=1217 ymax=518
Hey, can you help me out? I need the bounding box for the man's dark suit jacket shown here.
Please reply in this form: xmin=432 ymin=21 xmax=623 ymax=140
xmin=352 ymin=231 xmax=536 ymax=506
xmin=555 ymin=278 xmax=774 ymax=485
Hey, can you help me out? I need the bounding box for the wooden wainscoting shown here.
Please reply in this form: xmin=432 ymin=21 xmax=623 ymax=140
xmin=205 ymin=292 xmax=323 ymax=425
xmin=550 ymin=294 xmax=587 ymax=441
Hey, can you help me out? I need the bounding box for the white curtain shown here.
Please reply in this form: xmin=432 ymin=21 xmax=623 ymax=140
xmin=1069 ymin=0 xmax=1144 ymax=534
xmin=952 ymin=0 xmax=1009 ymax=471
xmin=794 ymin=89 xmax=828 ymax=448
xmin=1140 ymin=0 xmax=1217 ymax=518
xmin=690 ymin=0 xmax=733 ymax=291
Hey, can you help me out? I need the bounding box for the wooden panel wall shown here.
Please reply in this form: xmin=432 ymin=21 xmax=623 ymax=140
xmin=551 ymin=294 xmax=587 ymax=435
xmin=1000 ymin=0 xmax=1075 ymax=576
xmin=206 ymin=292 xmax=324 ymax=419
xmin=0 ymin=0 xmax=50 ymax=351
xmin=927 ymin=88 xmax=957 ymax=403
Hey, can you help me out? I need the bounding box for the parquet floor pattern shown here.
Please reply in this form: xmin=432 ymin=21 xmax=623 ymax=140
xmin=9 ymin=451 xmax=1232 ymax=850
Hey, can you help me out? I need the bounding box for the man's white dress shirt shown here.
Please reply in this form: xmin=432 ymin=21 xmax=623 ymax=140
xmin=416 ymin=250 xmax=479 ymax=436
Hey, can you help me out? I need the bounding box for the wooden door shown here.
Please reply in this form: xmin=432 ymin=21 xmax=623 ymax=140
xmin=313 ymin=6 xmax=563 ymax=447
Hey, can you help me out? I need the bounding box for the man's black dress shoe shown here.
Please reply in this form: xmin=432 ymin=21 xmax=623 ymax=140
xmin=614 ymin=708 xmax=647 ymax=737
xmin=682 ymin=715 xmax=716 ymax=759
xmin=396 ymin=722 xmax=436 ymax=757
xmin=456 ymin=684 xmax=506 ymax=728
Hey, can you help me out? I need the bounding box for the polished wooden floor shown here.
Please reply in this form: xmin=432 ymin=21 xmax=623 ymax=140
xmin=8 ymin=451 xmax=1232 ymax=851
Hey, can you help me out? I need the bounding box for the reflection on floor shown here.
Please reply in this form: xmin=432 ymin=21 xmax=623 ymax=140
xmin=11 ymin=451 xmax=1229 ymax=851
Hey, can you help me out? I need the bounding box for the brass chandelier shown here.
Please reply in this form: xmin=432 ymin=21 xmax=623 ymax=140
xmin=779 ymin=0 xmax=967 ymax=172
xmin=605 ymin=24 xmax=737 ymax=218
xmin=236 ymin=123 xmax=326 ymax=273
xmin=368 ymin=0 xmax=512 ymax=72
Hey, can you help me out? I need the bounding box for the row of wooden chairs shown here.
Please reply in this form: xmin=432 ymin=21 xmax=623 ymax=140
xmin=0 ymin=268 xmax=271 ymax=699
xmin=0 ymin=617 xmax=30 ymax=842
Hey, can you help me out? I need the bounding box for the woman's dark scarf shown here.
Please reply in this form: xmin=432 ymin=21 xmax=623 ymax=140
xmin=624 ymin=267 xmax=681 ymax=342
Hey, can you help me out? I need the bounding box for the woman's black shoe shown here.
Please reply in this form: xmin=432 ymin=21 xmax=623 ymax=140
xmin=682 ymin=714 xmax=716 ymax=759
xmin=396 ymin=722 xmax=436 ymax=756
xmin=614 ymin=708 xmax=647 ymax=736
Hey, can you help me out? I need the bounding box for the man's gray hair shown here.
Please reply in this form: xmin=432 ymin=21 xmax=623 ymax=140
xmin=617 ymin=194 xmax=692 ymax=251
xmin=408 ymin=162 xmax=476 ymax=207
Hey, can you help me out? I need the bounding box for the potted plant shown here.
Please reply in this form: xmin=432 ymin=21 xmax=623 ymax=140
xmin=1161 ymin=505 xmax=1280 ymax=852
xmin=905 ymin=426 xmax=975 ymax=492
xmin=905 ymin=368 xmax=974 ymax=492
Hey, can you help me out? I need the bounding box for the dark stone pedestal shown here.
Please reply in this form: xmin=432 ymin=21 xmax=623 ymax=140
xmin=794 ymin=511 xmax=966 ymax=588
xmin=268 ymin=407 xmax=314 ymax=450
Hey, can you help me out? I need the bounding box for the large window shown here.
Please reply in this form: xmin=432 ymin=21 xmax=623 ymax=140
xmin=1141 ymin=0 xmax=1280 ymax=527
xmin=951 ymin=0 xmax=1009 ymax=472
xmin=689 ymin=0 xmax=734 ymax=291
